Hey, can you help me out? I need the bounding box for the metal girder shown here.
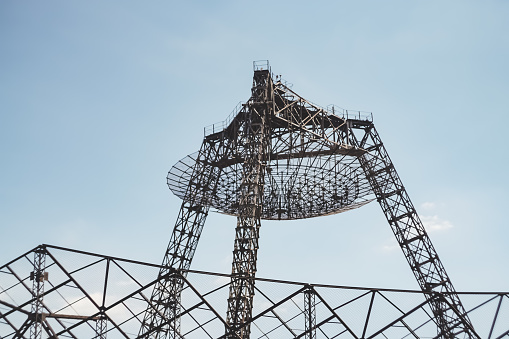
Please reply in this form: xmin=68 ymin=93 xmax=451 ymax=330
xmin=94 ymin=313 xmax=107 ymax=339
xmin=29 ymin=246 xmax=47 ymax=339
xmin=304 ymin=287 xmax=316 ymax=339
xmin=225 ymin=68 xmax=273 ymax=339
xmin=1 ymin=244 xmax=508 ymax=338
xmin=349 ymin=121 xmax=478 ymax=338
xmin=139 ymin=141 xmax=221 ymax=338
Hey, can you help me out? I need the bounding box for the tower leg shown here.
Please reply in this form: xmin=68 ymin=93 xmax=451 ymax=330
xmin=139 ymin=142 xmax=218 ymax=338
xmin=351 ymin=121 xmax=477 ymax=338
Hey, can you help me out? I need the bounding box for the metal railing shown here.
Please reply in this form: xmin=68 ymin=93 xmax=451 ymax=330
xmin=326 ymin=105 xmax=373 ymax=121
xmin=204 ymin=101 xmax=243 ymax=137
xmin=253 ymin=60 xmax=270 ymax=71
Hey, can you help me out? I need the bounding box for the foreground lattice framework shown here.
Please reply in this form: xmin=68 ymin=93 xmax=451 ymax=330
xmin=1 ymin=245 xmax=508 ymax=338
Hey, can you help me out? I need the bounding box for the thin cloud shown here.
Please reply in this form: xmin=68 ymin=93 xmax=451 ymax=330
xmin=381 ymin=238 xmax=399 ymax=252
xmin=213 ymin=276 xmax=230 ymax=288
xmin=420 ymin=202 xmax=436 ymax=210
xmin=420 ymin=215 xmax=453 ymax=232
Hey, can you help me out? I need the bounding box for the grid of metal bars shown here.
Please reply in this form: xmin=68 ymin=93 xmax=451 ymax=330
xmin=166 ymin=72 xmax=375 ymax=222
xmin=1 ymin=245 xmax=508 ymax=339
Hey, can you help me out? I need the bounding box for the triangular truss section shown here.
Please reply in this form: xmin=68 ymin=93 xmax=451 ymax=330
xmin=1 ymin=245 xmax=508 ymax=338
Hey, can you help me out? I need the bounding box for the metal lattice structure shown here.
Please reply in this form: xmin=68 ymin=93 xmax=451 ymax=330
xmin=1 ymin=245 xmax=508 ymax=338
xmin=2 ymin=62 xmax=504 ymax=338
xmin=138 ymin=61 xmax=477 ymax=338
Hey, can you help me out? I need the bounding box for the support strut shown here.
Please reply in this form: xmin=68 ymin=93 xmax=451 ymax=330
xmin=351 ymin=120 xmax=478 ymax=338
xmin=139 ymin=142 xmax=219 ymax=338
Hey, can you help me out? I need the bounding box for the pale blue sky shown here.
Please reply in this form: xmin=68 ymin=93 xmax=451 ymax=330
xmin=1 ymin=1 xmax=508 ymax=292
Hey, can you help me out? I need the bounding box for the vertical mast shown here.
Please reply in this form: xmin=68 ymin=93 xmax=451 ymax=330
xmin=225 ymin=64 xmax=272 ymax=338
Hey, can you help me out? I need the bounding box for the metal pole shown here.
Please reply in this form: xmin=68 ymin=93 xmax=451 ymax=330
xmin=304 ymin=287 xmax=316 ymax=339
xmin=29 ymin=246 xmax=47 ymax=339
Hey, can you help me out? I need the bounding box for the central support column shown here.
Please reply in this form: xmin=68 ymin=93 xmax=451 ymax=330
xmin=225 ymin=68 xmax=272 ymax=338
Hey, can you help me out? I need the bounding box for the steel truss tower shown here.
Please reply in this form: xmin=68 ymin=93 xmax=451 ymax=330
xmin=140 ymin=61 xmax=477 ymax=338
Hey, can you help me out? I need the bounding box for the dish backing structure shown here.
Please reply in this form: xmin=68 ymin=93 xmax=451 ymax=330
xmin=1 ymin=61 xmax=507 ymax=339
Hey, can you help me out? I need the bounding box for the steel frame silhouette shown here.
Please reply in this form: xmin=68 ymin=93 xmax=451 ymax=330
xmin=138 ymin=61 xmax=477 ymax=338
xmin=3 ymin=62 xmax=506 ymax=339
xmin=2 ymin=245 xmax=507 ymax=338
